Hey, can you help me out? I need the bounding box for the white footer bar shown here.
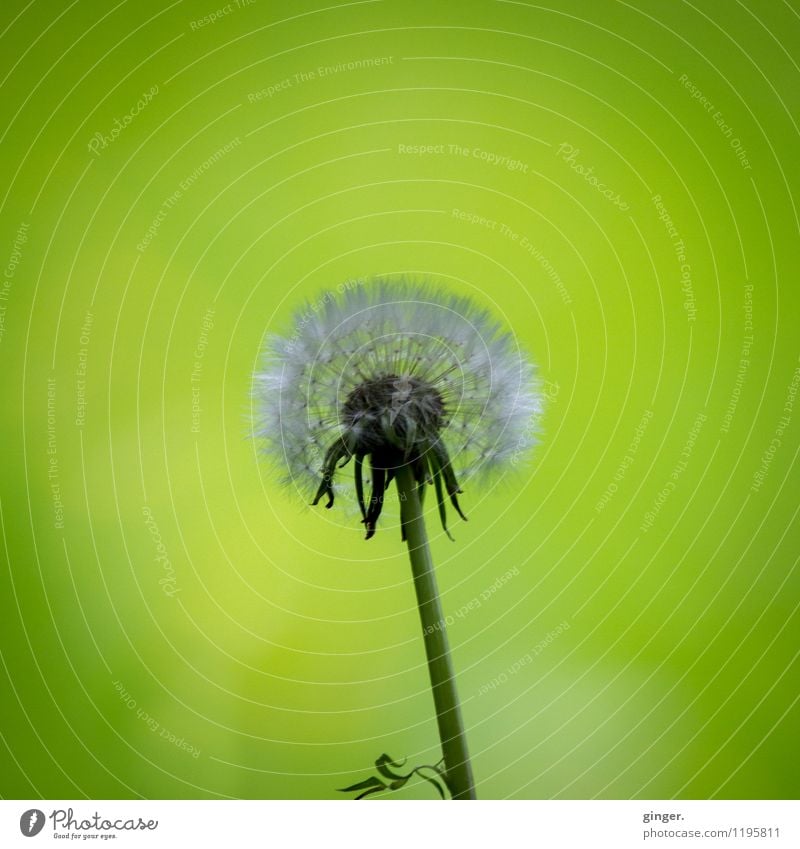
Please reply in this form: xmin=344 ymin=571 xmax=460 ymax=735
xmin=2 ymin=800 xmax=797 ymax=848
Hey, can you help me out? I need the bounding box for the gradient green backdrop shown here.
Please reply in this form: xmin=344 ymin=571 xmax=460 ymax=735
xmin=1 ymin=0 xmax=798 ymax=800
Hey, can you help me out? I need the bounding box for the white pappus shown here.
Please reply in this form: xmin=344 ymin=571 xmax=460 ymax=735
xmin=253 ymin=278 xmax=542 ymax=539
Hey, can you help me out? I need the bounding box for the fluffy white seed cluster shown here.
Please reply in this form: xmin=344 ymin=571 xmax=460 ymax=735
xmin=254 ymin=279 xmax=541 ymax=531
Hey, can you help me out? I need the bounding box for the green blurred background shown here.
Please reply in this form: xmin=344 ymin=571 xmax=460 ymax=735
xmin=1 ymin=0 xmax=798 ymax=800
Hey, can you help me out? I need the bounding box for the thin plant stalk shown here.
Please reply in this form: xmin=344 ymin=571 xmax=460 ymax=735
xmin=395 ymin=463 xmax=477 ymax=800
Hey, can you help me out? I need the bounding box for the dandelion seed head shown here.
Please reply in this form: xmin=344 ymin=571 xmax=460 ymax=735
xmin=254 ymin=278 xmax=542 ymax=536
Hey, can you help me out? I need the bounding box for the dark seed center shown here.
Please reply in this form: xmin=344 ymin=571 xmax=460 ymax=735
xmin=341 ymin=374 xmax=445 ymax=434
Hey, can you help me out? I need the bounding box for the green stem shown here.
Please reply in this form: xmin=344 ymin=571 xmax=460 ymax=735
xmin=395 ymin=464 xmax=477 ymax=800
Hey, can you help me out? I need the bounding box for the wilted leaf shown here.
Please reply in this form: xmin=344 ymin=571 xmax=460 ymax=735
xmin=375 ymin=753 xmax=409 ymax=781
xmin=420 ymin=773 xmax=446 ymax=800
xmin=338 ymin=776 xmax=386 ymax=794
xmin=355 ymin=787 xmax=388 ymax=800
